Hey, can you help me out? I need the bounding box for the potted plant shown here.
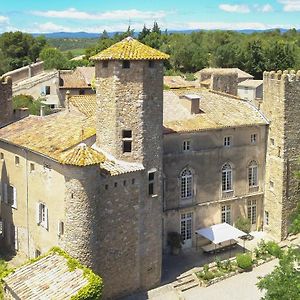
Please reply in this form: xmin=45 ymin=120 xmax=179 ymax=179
xmin=167 ymin=232 xmax=183 ymax=255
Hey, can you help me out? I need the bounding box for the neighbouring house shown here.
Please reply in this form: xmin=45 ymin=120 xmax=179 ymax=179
xmin=9 ymin=65 xmax=95 ymax=110
xmin=238 ymin=79 xmax=263 ymax=102
xmin=196 ymin=67 xmax=254 ymax=96
xmin=0 ymin=39 xmax=299 ymax=299
xmin=58 ymin=67 xmax=95 ymax=103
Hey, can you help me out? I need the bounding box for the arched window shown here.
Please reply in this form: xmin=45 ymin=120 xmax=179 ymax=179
xmin=248 ymin=161 xmax=258 ymax=187
xmin=222 ymin=163 xmax=232 ymax=192
xmin=181 ymin=169 xmax=193 ymax=199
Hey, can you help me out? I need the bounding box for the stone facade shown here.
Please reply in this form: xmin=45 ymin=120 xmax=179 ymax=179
xmin=260 ymin=70 xmax=300 ymax=240
xmin=0 ymin=76 xmax=13 ymax=127
xmin=163 ymin=126 xmax=266 ymax=249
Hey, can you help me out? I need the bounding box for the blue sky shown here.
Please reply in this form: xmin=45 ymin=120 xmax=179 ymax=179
xmin=0 ymin=0 xmax=300 ymax=33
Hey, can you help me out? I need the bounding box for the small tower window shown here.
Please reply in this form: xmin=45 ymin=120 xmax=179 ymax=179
xmin=122 ymin=130 xmax=132 ymax=153
xmin=148 ymin=60 xmax=155 ymax=68
xmin=148 ymin=171 xmax=156 ymax=196
xmin=183 ymin=140 xmax=191 ymax=152
xmin=102 ymin=61 xmax=108 ymax=68
xmin=122 ymin=60 xmax=130 ymax=69
xmin=224 ymin=136 xmax=231 ymax=147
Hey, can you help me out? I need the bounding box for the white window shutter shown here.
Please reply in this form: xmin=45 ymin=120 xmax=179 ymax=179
xmin=13 ymin=187 xmax=17 ymax=208
xmin=36 ymin=203 xmax=41 ymax=224
xmin=0 ymin=183 xmax=2 ymax=202
xmin=45 ymin=207 xmax=49 ymax=230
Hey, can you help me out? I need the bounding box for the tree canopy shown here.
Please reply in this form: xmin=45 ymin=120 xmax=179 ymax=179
xmin=84 ymin=24 xmax=300 ymax=78
xmin=0 ymin=32 xmax=46 ymax=74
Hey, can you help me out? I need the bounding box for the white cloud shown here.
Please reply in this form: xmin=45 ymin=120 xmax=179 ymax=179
xmin=0 ymin=16 xmax=9 ymax=23
xmin=278 ymin=0 xmax=300 ymax=11
xmin=34 ymin=22 xmax=71 ymax=33
xmin=219 ymin=4 xmax=250 ymax=13
xmin=162 ymin=21 xmax=299 ymax=31
xmin=31 ymin=8 xmax=167 ymax=20
xmin=258 ymin=4 xmax=274 ymax=12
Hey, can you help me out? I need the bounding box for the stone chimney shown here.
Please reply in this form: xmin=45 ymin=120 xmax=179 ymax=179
xmin=180 ymin=94 xmax=201 ymax=114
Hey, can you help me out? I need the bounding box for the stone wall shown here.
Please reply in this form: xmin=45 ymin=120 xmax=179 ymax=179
xmin=3 ymin=62 xmax=44 ymax=84
xmin=260 ymin=70 xmax=300 ymax=240
xmin=0 ymin=76 xmax=13 ymax=127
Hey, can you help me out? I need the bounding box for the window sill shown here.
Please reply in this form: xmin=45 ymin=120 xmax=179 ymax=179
xmin=150 ymin=194 xmax=158 ymax=198
xmin=222 ymin=190 xmax=234 ymax=199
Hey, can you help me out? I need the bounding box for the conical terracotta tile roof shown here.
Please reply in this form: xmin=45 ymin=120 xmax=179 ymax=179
xmin=59 ymin=143 xmax=105 ymax=166
xmin=90 ymin=37 xmax=169 ymax=61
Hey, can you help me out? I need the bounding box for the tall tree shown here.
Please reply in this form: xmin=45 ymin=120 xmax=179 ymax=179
xmin=245 ymin=40 xmax=266 ymax=79
xmin=138 ymin=25 xmax=151 ymax=42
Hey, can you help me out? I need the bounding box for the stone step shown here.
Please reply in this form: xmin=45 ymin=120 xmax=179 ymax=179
xmin=177 ymin=281 xmax=199 ymax=292
xmin=176 ymin=272 xmax=193 ymax=280
xmin=173 ymin=277 xmax=194 ymax=289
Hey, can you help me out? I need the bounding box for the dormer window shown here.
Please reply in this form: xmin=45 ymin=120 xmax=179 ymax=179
xmin=102 ymin=61 xmax=108 ymax=68
xmin=122 ymin=130 xmax=132 ymax=153
xmin=122 ymin=60 xmax=130 ymax=69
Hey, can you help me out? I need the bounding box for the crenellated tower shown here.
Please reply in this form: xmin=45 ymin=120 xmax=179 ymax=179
xmin=261 ymin=70 xmax=300 ymax=240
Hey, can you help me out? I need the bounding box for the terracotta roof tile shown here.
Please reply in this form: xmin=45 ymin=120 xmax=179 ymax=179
xmin=59 ymin=143 xmax=106 ymax=166
xmin=91 ymin=37 xmax=169 ymax=61
xmin=0 ymin=111 xmax=96 ymax=160
xmin=69 ymin=95 xmax=96 ymax=117
xmin=163 ymin=88 xmax=268 ymax=133
xmin=3 ymin=253 xmax=88 ymax=300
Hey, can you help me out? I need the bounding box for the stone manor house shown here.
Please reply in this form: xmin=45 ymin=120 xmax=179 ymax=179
xmin=0 ymin=37 xmax=300 ymax=298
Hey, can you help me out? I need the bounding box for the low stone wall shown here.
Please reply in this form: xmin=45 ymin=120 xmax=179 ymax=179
xmin=3 ymin=62 xmax=44 ymax=84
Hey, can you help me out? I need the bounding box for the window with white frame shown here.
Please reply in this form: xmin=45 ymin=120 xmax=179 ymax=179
xmin=248 ymin=161 xmax=258 ymax=187
xmin=250 ymin=134 xmax=257 ymax=144
xmin=37 ymin=203 xmax=48 ymax=230
xmin=247 ymin=199 xmax=257 ymax=225
xmin=183 ymin=140 xmax=191 ymax=152
xmin=222 ymin=163 xmax=233 ymax=192
xmin=224 ymin=136 xmax=231 ymax=147
xmin=221 ymin=205 xmax=231 ymax=224
xmin=180 ymin=169 xmax=193 ymax=199
xmin=122 ymin=130 xmax=132 ymax=153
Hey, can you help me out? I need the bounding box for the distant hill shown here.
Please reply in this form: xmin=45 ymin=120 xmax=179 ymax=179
xmin=32 ymin=28 xmax=298 ymax=39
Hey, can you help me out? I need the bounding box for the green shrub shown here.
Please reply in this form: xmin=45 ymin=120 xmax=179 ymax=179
xmin=203 ymin=264 xmax=209 ymax=273
xmin=265 ymin=241 xmax=283 ymax=258
xmin=202 ymin=270 xmax=215 ymax=281
xmin=184 ymin=73 xmax=196 ymax=81
xmin=236 ymin=253 xmax=253 ymax=270
xmin=235 ymin=217 xmax=251 ymax=234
